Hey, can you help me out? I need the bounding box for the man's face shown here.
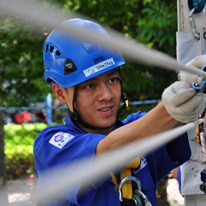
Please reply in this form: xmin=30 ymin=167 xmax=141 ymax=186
xmin=75 ymin=69 xmax=121 ymax=133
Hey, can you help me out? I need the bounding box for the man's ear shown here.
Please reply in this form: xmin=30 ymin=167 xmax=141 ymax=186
xmin=52 ymin=83 xmax=67 ymax=104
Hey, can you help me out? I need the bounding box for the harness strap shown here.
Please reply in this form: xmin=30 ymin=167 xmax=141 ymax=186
xmin=196 ymin=111 xmax=205 ymax=144
xmin=110 ymin=157 xmax=141 ymax=200
xmin=110 ymin=172 xmax=119 ymax=193
xmin=196 ymin=119 xmax=200 ymax=143
xmin=121 ymin=157 xmax=141 ymax=199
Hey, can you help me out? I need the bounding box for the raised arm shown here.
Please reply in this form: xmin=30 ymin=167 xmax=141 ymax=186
xmin=97 ymin=81 xmax=206 ymax=153
xmin=96 ymin=101 xmax=176 ymax=153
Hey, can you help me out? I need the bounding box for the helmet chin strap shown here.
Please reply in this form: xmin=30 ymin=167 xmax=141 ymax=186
xmin=68 ymin=69 xmax=129 ymax=130
xmin=67 ymin=96 xmax=128 ymax=130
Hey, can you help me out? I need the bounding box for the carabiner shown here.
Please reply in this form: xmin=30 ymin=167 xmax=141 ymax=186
xmin=118 ymin=176 xmax=141 ymax=202
xmin=192 ymin=65 xmax=206 ymax=93
xmin=118 ymin=176 xmax=152 ymax=206
xmin=189 ymin=8 xmax=200 ymax=39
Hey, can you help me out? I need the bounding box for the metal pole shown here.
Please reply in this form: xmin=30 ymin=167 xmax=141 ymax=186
xmin=0 ymin=110 xmax=8 ymax=205
xmin=177 ymin=0 xmax=206 ymax=204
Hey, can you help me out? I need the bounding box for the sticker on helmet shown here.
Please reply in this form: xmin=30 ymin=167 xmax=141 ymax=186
xmin=94 ymin=56 xmax=105 ymax=64
xmin=83 ymin=58 xmax=115 ymax=77
xmin=49 ymin=132 xmax=74 ymax=149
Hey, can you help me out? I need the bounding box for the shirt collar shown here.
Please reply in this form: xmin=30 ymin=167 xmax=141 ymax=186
xmin=64 ymin=115 xmax=124 ymax=132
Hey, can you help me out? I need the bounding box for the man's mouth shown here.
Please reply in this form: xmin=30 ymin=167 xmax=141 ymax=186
xmin=98 ymin=106 xmax=113 ymax=112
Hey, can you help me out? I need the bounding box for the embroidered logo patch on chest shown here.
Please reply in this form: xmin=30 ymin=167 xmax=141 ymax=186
xmin=49 ymin=132 xmax=74 ymax=149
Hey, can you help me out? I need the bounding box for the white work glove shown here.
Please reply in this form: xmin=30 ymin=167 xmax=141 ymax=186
xmin=162 ymin=81 xmax=206 ymax=123
xmin=178 ymin=55 xmax=206 ymax=86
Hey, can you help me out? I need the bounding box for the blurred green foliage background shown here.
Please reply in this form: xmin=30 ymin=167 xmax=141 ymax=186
xmin=0 ymin=0 xmax=178 ymax=107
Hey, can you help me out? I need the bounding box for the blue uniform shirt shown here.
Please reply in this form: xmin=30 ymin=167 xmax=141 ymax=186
xmin=34 ymin=111 xmax=191 ymax=206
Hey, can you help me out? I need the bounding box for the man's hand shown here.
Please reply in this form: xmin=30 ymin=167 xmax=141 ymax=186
xmin=178 ymin=55 xmax=206 ymax=86
xmin=162 ymin=81 xmax=206 ymax=123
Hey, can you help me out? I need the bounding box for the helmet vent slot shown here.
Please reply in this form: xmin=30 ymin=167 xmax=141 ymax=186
xmin=45 ymin=45 xmax=49 ymax=53
xmin=50 ymin=46 xmax=54 ymax=53
xmin=56 ymin=50 xmax=61 ymax=56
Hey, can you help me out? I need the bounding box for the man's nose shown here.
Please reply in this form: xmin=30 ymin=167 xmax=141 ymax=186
xmin=97 ymin=84 xmax=113 ymax=101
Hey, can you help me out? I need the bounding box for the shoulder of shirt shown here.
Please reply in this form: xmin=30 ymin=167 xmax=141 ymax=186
xmin=33 ymin=121 xmax=97 ymax=146
xmin=122 ymin=111 xmax=147 ymax=124
xmin=34 ymin=124 xmax=67 ymax=143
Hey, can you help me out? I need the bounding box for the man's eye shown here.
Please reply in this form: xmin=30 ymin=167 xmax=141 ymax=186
xmin=85 ymin=84 xmax=94 ymax=89
xmin=109 ymin=78 xmax=118 ymax=83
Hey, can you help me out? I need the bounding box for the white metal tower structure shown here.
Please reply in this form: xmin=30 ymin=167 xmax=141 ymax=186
xmin=177 ymin=0 xmax=206 ymax=205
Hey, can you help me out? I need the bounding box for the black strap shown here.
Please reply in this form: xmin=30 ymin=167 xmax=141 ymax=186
xmin=121 ymin=198 xmax=137 ymax=206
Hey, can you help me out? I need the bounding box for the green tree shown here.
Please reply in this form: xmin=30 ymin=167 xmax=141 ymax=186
xmin=0 ymin=19 xmax=49 ymax=106
xmin=0 ymin=0 xmax=178 ymax=106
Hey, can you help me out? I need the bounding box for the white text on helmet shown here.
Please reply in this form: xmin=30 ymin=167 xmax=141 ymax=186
xmin=83 ymin=58 xmax=115 ymax=77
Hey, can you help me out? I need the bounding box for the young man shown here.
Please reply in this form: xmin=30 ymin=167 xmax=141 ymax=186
xmin=34 ymin=18 xmax=206 ymax=206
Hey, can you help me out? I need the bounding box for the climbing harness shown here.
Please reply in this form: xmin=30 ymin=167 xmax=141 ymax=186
xmin=199 ymin=127 xmax=206 ymax=193
xmin=196 ymin=109 xmax=206 ymax=193
xmin=120 ymin=157 xmax=141 ymax=200
xmin=194 ymin=64 xmax=206 ymax=193
xmin=192 ymin=65 xmax=206 ymax=190
xmin=111 ymin=157 xmax=152 ymax=206
xmin=199 ymin=111 xmax=206 ymax=193
xmin=188 ymin=0 xmax=206 ymax=39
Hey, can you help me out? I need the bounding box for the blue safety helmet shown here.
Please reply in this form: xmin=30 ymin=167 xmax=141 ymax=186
xmin=43 ymin=18 xmax=128 ymax=129
xmin=43 ymin=18 xmax=126 ymax=88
